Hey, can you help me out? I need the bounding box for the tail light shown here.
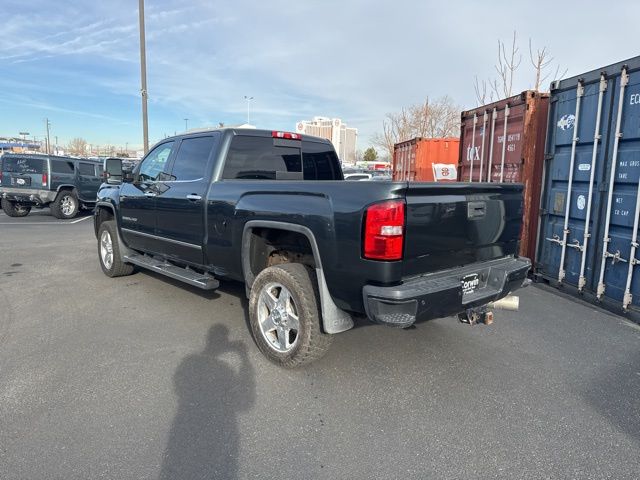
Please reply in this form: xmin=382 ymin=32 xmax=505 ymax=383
xmin=42 ymin=173 xmax=48 ymax=187
xmin=272 ymin=131 xmax=302 ymax=140
xmin=363 ymin=200 xmax=405 ymax=260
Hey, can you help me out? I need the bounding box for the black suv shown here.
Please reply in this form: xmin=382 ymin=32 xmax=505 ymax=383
xmin=0 ymin=153 xmax=103 ymax=218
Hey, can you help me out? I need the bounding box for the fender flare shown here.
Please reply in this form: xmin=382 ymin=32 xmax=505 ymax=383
xmin=242 ymin=220 xmax=353 ymax=334
xmin=95 ymin=202 xmax=134 ymax=258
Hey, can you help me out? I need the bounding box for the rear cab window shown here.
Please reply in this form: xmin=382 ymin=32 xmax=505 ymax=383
xmin=302 ymin=140 xmax=342 ymax=180
xmin=222 ymin=136 xmax=303 ymax=180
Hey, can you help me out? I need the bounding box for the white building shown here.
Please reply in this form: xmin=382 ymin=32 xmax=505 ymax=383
xmin=295 ymin=117 xmax=358 ymax=164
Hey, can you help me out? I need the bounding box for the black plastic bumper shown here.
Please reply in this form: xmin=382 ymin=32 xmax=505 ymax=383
xmin=363 ymin=256 xmax=531 ymax=328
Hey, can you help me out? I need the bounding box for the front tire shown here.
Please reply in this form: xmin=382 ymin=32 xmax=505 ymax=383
xmin=50 ymin=191 xmax=79 ymax=219
xmin=249 ymin=263 xmax=332 ymax=368
xmin=98 ymin=220 xmax=135 ymax=277
xmin=1 ymin=198 xmax=31 ymax=217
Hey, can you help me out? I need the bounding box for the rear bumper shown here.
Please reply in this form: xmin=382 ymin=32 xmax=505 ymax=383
xmin=363 ymin=256 xmax=531 ymax=328
xmin=1 ymin=188 xmax=56 ymax=205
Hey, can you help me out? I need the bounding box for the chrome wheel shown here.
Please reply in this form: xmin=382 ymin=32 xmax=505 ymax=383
xmin=100 ymin=229 xmax=114 ymax=270
xmin=15 ymin=205 xmax=28 ymax=214
xmin=61 ymin=195 xmax=75 ymax=216
xmin=257 ymin=282 xmax=300 ymax=353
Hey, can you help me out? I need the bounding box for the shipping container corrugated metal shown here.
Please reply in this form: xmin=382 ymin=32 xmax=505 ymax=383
xmin=459 ymin=91 xmax=549 ymax=261
xmin=392 ymin=137 xmax=459 ymax=182
xmin=537 ymin=55 xmax=640 ymax=319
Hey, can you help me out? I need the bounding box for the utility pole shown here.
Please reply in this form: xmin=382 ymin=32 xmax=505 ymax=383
xmin=138 ymin=0 xmax=149 ymax=154
xmin=45 ymin=118 xmax=51 ymax=154
xmin=184 ymin=118 xmax=189 ymax=131
xmin=244 ymin=96 xmax=254 ymax=125
xmin=55 ymin=136 xmax=58 ymax=154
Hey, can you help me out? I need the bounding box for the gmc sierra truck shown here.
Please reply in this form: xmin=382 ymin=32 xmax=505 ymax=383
xmin=94 ymin=128 xmax=530 ymax=367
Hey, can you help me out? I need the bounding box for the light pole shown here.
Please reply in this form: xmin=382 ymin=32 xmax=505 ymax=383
xmin=244 ymin=96 xmax=254 ymax=125
xmin=138 ymin=0 xmax=149 ymax=154
xmin=184 ymin=118 xmax=189 ymax=131
xmin=44 ymin=118 xmax=51 ymax=154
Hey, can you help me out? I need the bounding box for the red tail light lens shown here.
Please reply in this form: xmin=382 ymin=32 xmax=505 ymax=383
xmin=363 ymin=200 xmax=405 ymax=260
xmin=42 ymin=173 xmax=48 ymax=187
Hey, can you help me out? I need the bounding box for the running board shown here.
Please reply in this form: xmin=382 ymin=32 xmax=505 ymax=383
xmin=124 ymin=254 xmax=219 ymax=290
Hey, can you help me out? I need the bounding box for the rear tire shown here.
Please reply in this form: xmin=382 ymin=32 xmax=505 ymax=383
xmin=98 ymin=220 xmax=135 ymax=277
xmin=50 ymin=191 xmax=79 ymax=219
xmin=249 ymin=263 xmax=332 ymax=368
xmin=1 ymin=198 xmax=31 ymax=217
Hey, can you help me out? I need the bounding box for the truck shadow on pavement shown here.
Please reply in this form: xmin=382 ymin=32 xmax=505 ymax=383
xmin=159 ymin=324 xmax=256 ymax=480
xmin=583 ymin=348 xmax=640 ymax=444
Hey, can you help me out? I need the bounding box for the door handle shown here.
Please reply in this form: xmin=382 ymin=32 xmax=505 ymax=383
xmin=186 ymin=194 xmax=202 ymax=201
xmin=144 ymin=191 xmax=157 ymax=197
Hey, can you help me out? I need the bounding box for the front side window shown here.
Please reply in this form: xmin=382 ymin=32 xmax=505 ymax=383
xmin=222 ymin=136 xmax=302 ymax=180
xmin=78 ymin=163 xmax=95 ymax=176
xmin=138 ymin=142 xmax=174 ymax=182
xmin=171 ymin=136 xmax=216 ymax=181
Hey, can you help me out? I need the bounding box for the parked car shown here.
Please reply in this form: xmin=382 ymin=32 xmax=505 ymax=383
xmin=95 ymin=128 xmax=530 ymax=367
xmin=0 ymin=153 xmax=103 ymax=218
xmin=344 ymin=172 xmax=373 ymax=181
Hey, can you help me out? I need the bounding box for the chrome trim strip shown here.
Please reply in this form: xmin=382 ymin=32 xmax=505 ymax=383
xmin=121 ymin=227 xmax=202 ymax=250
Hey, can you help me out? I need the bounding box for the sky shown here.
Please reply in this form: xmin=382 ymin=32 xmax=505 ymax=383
xmin=1 ymin=0 xmax=638 ymax=152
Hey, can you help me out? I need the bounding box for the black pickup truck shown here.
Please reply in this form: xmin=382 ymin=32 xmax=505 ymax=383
xmin=95 ymin=128 xmax=530 ymax=367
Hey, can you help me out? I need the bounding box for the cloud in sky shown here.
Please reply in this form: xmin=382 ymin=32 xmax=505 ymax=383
xmin=1 ymin=0 xmax=638 ymax=150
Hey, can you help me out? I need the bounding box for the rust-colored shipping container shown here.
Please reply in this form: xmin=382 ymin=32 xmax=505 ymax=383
xmin=392 ymin=137 xmax=460 ymax=182
xmin=459 ymin=90 xmax=549 ymax=261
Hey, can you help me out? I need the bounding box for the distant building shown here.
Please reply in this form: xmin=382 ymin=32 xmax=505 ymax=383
xmin=295 ymin=117 xmax=358 ymax=164
xmin=0 ymin=137 xmax=43 ymax=154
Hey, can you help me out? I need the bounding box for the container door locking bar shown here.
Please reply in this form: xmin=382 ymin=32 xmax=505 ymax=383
xmin=479 ymin=111 xmax=488 ymax=182
xmin=597 ymin=67 xmax=629 ymax=300
xmin=578 ymin=74 xmax=607 ymax=291
xmin=623 ymin=175 xmax=640 ymax=310
xmin=557 ymin=80 xmax=584 ymax=283
xmin=469 ymin=113 xmax=477 ymax=182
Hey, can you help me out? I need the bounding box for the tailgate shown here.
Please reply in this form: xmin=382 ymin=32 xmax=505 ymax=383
xmin=1 ymin=156 xmax=47 ymax=189
xmin=402 ymin=183 xmax=523 ymax=277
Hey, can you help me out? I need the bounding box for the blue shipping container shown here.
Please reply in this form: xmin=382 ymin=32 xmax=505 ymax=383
xmin=537 ymin=55 xmax=640 ymax=316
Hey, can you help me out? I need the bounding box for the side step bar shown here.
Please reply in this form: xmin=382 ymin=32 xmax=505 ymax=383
xmin=124 ymin=254 xmax=219 ymax=290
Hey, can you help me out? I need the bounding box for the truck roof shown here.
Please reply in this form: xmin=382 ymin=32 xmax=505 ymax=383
xmin=160 ymin=128 xmax=333 ymax=146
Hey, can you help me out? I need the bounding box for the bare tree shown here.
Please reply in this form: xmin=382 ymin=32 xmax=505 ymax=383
xmin=493 ymin=31 xmax=522 ymax=99
xmin=67 ymin=137 xmax=87 ymax=156
xmin=529 ymin=38 xmax=567 ymax=91
xmin=474 ymin=32 xmax=566 ymax=106
xmin=372 ymin=96 xmax=461 ymax=159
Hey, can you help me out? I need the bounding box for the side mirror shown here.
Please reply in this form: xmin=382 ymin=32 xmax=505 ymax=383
xmin=122 ymin=169 xmax=134 ymax=183
xmin=105 ymin=158 xmax=123 ymax=184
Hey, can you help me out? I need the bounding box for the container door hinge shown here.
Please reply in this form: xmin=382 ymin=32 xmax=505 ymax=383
xmin=578 ymin=276 xmax=587 ymax=291
xmin=623 ymin=292 xmax=633 ymax=311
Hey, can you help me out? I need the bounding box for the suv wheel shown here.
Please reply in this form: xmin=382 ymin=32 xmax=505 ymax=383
xmin=1 ymin=198 xmax=31 ymax=217
xmin=98 ymin=220 xmax=135 ymax=277
xmin=249 ymin=263 xmax=332 ymax=368
xmin=51 ymin=191 xmax=79 ymax=219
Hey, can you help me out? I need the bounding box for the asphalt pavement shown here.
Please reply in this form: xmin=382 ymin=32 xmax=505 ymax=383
xmin=1 ymin=209 xmax=639 ymax=479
